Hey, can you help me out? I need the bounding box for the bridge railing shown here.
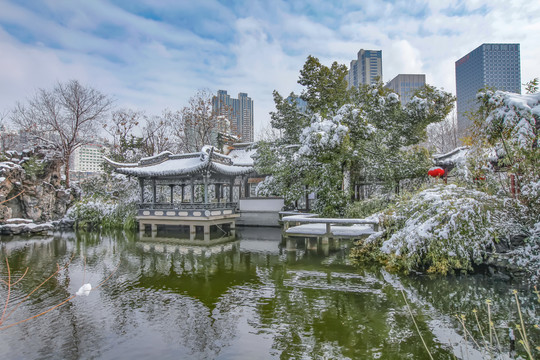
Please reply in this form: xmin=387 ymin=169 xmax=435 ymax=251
xmin=280 ymin=212 xmax=380 ymax=237
xmin=140 ymin=202 xmax=238 ymax=210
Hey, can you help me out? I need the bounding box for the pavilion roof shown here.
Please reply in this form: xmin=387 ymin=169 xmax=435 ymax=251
xmin=104 ymin=147 xmax=254 ymax=178
xmin=226 ymin=145 xmax=256 ymax=167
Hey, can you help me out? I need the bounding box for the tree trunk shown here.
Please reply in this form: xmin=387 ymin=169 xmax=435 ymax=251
xmin=64 ymin=152 xmax=71 ymax=188
xmin=342 ymin=162 xmax=351 ymax=195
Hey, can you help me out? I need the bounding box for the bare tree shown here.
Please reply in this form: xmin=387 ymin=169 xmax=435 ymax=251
xmin=256 ymin=122 xmax=282 ymax=142
xmin=174 ymin=90 xmax=220 ymax=153
xmin=12 ymin=80 xmax=113 ymax=187
xmin=0 ymin=110 xmax=18 ymax=153
xmin=103 ymin=109 xmax=146 ymax=161
xmin=426 ymin=110 xmax=459 ymax=153
xmin=141 ymin=115 xmax=173 ymax=156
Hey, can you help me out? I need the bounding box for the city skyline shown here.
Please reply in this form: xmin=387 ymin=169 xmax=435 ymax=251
xmin=0 ymin=1 xmax=539 ymax=139
xmin=213 ymin=90 xmax=254 ymax=142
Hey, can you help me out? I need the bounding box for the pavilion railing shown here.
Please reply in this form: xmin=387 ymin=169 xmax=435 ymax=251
xmin=139 ymin=202 xmax=238 ymax=210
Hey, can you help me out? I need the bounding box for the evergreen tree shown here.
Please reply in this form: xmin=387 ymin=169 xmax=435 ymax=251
xmin=256 ymin=56 xmax=454 ymax=216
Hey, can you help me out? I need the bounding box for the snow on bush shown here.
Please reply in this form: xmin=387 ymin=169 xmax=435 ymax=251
xmin=297 ymin=114 xmax=349 ymax=157
xmin=376 ymin=184 xmax=522 ymax=274
xmin=478 ymin=90 xmax=539 ymax=148
xmin=507 ymin=222 xmax=540 ymax=282
xmin=67 ymin=174 xmax=139 ymax=229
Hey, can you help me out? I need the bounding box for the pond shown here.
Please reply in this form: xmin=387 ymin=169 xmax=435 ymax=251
xmin=0 ymin=228 xmax=538 ymax=359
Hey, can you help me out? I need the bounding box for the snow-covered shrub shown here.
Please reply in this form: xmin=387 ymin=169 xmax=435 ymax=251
xmin=345 ymin=195 xmax=396 ymax=219
xmin=507 ymin=221 xmax=540 ymax=281
xmin=310 ymin=162 xmax=350 ymax=217
xmin=353 ymin=184 xmax=523 ymax=274
xmin=67 ymin=173 xmax=139 ymax=230
xmin=67 ymin=198 xmax=137 ymax=230
xmin=521 ymin=179 xmax=540 ymax=223
xmin=477 ymin=90 xmax=539 ymax=149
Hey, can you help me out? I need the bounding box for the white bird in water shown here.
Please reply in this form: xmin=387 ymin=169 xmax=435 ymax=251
xmin=76 ymin=283 xmax=92 ymax=296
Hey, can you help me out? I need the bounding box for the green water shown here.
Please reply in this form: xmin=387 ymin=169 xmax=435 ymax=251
xmin=0 ymin=228 xmax=537 ymax=359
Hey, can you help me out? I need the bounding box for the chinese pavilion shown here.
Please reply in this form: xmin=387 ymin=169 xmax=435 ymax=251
xmin=105 ymin=146 xmax=254 ymax=243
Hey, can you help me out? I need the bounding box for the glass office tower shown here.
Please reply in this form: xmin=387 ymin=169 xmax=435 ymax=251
xmin=455 ymin=43 xmax=520 ymax=133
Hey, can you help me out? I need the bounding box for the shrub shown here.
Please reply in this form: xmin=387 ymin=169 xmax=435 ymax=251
xmin=345 ymin=195 xmax=396 ymax=218
xmin=352 ymin=184 xmax=524 ymax=274
xmin=67 ymin=174 xmax=139 ymax=230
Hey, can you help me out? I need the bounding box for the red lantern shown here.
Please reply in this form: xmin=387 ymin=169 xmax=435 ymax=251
xmin=428 ymin=167 xmax=445 ymax=177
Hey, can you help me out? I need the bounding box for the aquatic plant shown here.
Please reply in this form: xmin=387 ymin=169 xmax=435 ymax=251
xmin=404 ymin=289 xmax=540 ymax=359
xmin=0 ymin=256 xmax=117 ymax=331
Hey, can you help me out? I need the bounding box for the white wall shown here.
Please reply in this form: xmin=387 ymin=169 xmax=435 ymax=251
xmin=239 ymin=198 xmax=284 ymax=212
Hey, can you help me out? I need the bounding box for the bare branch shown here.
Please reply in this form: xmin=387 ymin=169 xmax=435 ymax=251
xmin=11 ymin=80 xmax=113 ymax=187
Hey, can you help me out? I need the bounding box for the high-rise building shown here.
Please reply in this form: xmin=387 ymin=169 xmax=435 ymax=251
xmin=212 ymin=90 xmax=254 ymax=142
xmin=455 ymin=43 xmax=521 ymax=133
xmin=70 ymin=143 xmax=107 ymax=180
xmin=286 ymin=95 xmax=308 ymax=113
xmin=72 ymin=143 xmax=106 ymax=173
xmin=347 ymin=49 xmax=382 ymax=89
xmin=385 ymin=74 xmax=426 ymax=105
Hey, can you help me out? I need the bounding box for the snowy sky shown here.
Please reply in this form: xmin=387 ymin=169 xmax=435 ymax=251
xmin=0 ymin=0 xmax=539 ymax=139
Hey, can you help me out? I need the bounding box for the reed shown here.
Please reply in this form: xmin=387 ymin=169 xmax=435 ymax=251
xmin=0 ymin=256 xmax=117 ymax=331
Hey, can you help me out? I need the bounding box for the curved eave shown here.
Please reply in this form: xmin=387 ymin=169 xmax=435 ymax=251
xmin=115 ymin=158 xmax=208 ymax=178
xmin=115 ymin=161 xmax=253 ymax=178
xmin=103 ymin=156 xmax=139 ymax=168
xmin=210 ymin=162 xmax=254 ymax=176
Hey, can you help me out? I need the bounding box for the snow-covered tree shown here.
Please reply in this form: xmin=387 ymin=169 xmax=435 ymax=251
xmin=473 ymin=90 xmax=540 ymax=218
xmin=256 ymin=56 xmax=454 ymax=216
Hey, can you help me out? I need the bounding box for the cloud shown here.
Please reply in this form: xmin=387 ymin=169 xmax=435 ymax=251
xmin=0 ymin=0 xmax=539 ymax=139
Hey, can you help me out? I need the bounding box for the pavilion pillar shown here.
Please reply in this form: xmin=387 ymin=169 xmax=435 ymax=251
xmin=169 ymin=185 xmax=174 ymax=205
xmin=152 ymin=179 xmax=157 ymax=205
xmin=230 ymin=220 xmax=236 ymax=237
xmin=203 ymin=174 xmax=209 ymax=204
xmin=181 ymin=184 xmax=185 ymax=203
xmin=204 ymin=224 xmax=210 ymax=242
xmin=139 ymin=221 xmax=145 ymax=237
xmin=189 ymin=225 xmax=196 ymax=241
xmin=229 ymin=178 xmax=234 ymax=203
xmin=190 ymin=178 xmax=195 ymax=204
xmin=216 ymin=183 xmax=221 ymax=202
xmin=243 ymin=176 xmax=249 ymax=198
xmin=139 ymin=178 xmax=145 ymax=204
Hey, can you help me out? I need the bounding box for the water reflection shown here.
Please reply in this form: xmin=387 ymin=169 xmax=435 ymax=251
xmin=0 ymin=229 xmax=537 ymax=359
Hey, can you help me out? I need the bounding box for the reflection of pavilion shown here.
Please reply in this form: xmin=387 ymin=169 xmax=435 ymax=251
xmin=135 ymin=240 xmax=260 ymax=308
xmin=106 ymin=146 xmax=254 ymax=243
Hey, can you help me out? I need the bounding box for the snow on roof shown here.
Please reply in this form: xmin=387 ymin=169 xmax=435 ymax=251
xmin=105 ymin=148 xmax=254 ymax=178
xmin=433 ymin=145 xmax=498 ymax=167
xmin=227 ymin=147 xmax=256 ymax=166
xmin=433 ymin=146 xmax=470 ymax=167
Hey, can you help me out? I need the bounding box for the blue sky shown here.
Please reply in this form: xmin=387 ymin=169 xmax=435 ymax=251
xmin=0 ymin=0 xmax=539 ymax=138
